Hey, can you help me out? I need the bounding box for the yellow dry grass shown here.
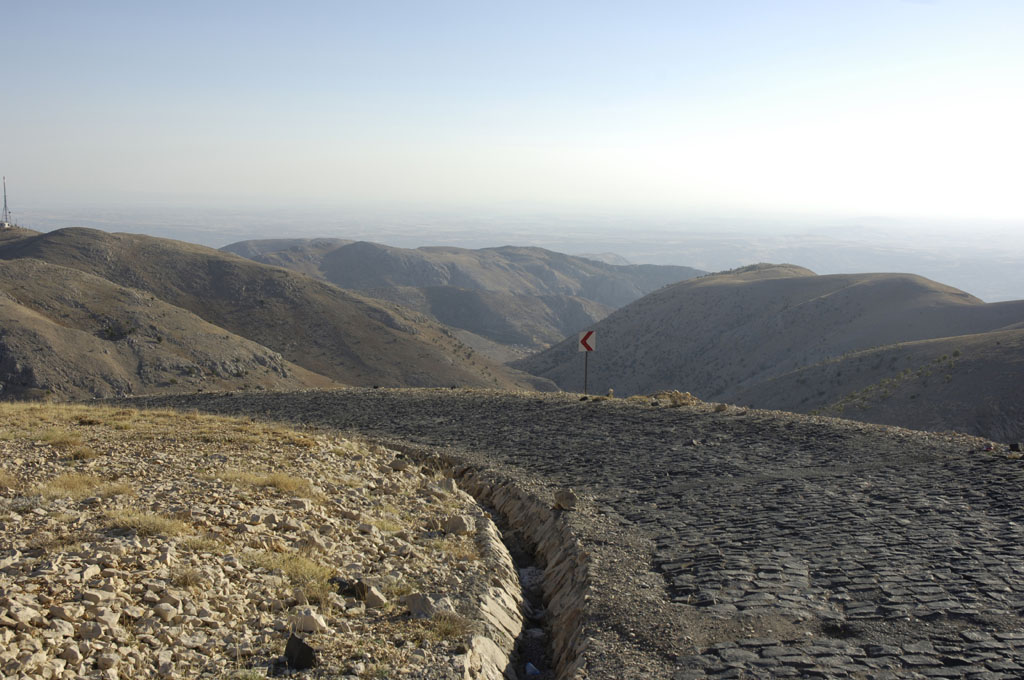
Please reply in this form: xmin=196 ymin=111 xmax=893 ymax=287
xmin=425 ymin=535 xmax=480 ymax=562
xmin=241 ymin=549 xmax=333 ymax=590
xmin=106 ymin=510 xmax=188 ymax=537
xmin=0 ymin=469 xmax=18 ymax=489
xmin=34 ymin=473 xmax=132 ymax=500
xmin=211 ymin=469 xmax=313 ymax=496
xmin=37 ymin=428 xmax=84 ymax=449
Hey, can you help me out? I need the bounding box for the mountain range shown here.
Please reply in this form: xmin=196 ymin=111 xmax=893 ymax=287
xmin=1 ymin=225 xmax=1020 ymax=442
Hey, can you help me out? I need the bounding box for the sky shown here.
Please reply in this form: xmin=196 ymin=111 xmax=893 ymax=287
xmin=5 ymin=0 xmax=1023 ymax=225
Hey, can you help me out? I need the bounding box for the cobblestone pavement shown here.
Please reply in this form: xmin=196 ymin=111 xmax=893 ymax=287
xmin=126 ymin=389 xmax=1024 ymax=679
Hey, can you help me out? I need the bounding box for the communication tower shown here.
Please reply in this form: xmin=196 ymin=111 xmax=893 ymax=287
xmin=1 ymin=176 xmax=12 ymax=229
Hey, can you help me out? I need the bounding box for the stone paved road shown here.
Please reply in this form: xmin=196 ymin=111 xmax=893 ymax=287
xmin=126 ymin=389 xmax=1024 ymax=679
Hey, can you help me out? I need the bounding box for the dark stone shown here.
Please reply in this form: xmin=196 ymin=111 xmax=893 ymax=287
xmin=285 ymin=633 xmax=318 ymax=670
xmin=330 ymin=576 xmax=358 ymax=597
xmin=1010 ymin=442 xmax=1022 ymax=452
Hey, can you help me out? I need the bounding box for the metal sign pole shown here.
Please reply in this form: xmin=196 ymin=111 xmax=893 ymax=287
xmin=578 ymin=329 xmax=595 ymax=395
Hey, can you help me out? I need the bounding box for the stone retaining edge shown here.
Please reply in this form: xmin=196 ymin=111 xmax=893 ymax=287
xmin=456 ymin=468 xmax=590 ymax=680
xmin=383 ymin=439 xmax=590 ymax=680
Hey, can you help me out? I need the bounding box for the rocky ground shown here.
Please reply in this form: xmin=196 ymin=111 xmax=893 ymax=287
xmin=0 ymin=402 xmax=531 ymax=679
xmin=127 ymin=387 xmax=1024 ymax=680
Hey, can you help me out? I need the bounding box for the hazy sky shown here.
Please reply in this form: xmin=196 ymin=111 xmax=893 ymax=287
xmin=6 ymin=1 xmax=1024 ymax=222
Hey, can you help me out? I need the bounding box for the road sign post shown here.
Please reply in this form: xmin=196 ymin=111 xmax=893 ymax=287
xmin=578 ymin=330 xmax=595 ymax=394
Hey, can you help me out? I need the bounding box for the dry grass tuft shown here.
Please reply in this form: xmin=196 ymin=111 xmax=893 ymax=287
xmin=0 ymin=469 xmax=18 ymax=490
xmin=69 ymin=445 xmax=100 ymax=461
xmin=212 ymin=469 xmax=313 ymax=496
xmin=408 ymin=611 xmax=475 ymax=643
xmin=179 ymin=534 xmax=226 ymax=554
xmin=171 ymin=566 xmax=206 ymax=589
xmin=241 ymin=549 xmax=333 ymax=591
xmin=106 ymin=510 xmax=188 ymax=537
xmin=425 ymin=535 xmax=480 ymax=562
xmin=38 ymin=428 xmax=84 ymax=450
xmin=35 ymin=473 xmax=132 ymax=500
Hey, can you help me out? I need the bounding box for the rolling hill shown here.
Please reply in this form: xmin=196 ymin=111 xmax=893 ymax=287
xmin=0 ymin=228 xmax=553 ymax=392
xmin=513 ymin=263 xmax=1024 ymax=440
xmin=220 ymin=239 xmax=704 ymax=357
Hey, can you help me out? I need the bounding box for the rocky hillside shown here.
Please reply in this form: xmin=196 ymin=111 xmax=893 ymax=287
xmin=0 ymin=401 xmax=526 ymax=678
xmin=221 ymin=239 xmax=704 ymax=356
xmin=0 ymin=228 xmax=552 ymax=392
xmin=0 ymin=258 xmax=332 ymax=400
xmin=514 ymin=263 xmax=1024 ymax=441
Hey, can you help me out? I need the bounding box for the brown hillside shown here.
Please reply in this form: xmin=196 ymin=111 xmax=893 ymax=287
xmin=735 ymin=330 xmax=1024 ymax=442
xmin=365 ymin=286 xmax=612 ymax=357
xmin=0 ymin=258 xmax=333 ymax=399
xmin=221 ymin=239 xmax=704 ymax=308
xmin=219 ymin=238 xmax=701 ymax=357
xmin=0 ymin=228 xmax=553 ymax=391
xmin=513 ymin=263 xmax=1024 ymax=402
xmin=220 ymin=238 xmax=352 ymax=279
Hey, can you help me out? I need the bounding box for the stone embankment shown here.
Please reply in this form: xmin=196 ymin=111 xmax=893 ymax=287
xmin=128 ymin=387 xmax=1024 ymax=679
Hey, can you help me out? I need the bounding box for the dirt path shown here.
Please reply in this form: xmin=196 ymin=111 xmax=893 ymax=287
xmin=126 ymin=388 xmax=1024 ymax=679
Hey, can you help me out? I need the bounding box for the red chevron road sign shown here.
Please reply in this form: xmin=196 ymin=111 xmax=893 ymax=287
xmin=578 ymin=330 xmax=595 ymax=352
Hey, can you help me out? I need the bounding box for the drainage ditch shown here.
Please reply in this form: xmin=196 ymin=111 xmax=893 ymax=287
xmin=385 ymin=441 xmax=591 ymax=680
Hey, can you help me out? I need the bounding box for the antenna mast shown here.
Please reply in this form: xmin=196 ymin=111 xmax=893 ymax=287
xmin=1 ymin=177 xmax=9 ymax=226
